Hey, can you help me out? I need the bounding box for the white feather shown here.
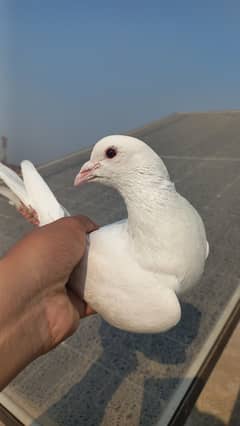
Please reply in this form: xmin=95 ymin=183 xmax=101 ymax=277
xmin=21 ymin=160 xmax=66 ymax=225
xmin=0 ymin=162 xmax=29 ymax=206
xmin=0 ymin=185 xmax=21 ymax=207
xmin=0 ymin=161 xmax=68 ymax=226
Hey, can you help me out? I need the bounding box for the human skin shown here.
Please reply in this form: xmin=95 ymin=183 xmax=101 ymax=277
xmin=0 ymin=215 xmax=97 ymax=390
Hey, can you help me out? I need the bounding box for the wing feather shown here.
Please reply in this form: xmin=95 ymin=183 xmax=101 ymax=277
xmin=21 ymin=160 xmax=68 ymax=225
xmin=0 ymin=163 xmax=29 ymax=206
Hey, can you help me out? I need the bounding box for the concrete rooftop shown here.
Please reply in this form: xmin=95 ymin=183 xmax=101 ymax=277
xmin=0 ymin=111 xmax=240 ymax=425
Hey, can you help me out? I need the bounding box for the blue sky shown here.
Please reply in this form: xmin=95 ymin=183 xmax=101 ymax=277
xmin=1 ymin=1 xmax=240 ymax=163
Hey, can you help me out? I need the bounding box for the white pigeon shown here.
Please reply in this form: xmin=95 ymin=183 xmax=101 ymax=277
xmin=0 ymin=136 xmax=209 ymax=333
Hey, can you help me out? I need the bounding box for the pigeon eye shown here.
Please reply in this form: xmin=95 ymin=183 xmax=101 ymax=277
xmin=106 ymin=147 xmax=117 ymax=159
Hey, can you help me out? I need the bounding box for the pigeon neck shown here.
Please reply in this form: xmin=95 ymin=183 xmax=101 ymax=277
xmin=117 ymin=173 xmax=177 ymax=239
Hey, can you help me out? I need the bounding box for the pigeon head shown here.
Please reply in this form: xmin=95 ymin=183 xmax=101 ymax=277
xmin=74 ymin=135 xmax=170 ymax=191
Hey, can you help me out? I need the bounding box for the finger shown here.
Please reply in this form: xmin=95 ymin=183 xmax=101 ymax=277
xmin=67 ymin=288 xmax=95 ymax=318
xmin=85 ymin=305 xmax=96 ymax=316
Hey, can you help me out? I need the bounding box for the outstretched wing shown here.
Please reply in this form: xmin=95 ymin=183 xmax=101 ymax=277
xmin=0 ymin=184 xmax=22 ymax=208
xmin=0 ymin=162 xmax=30 ymax=206
xmin=0 ymin=163 xmax=42 ymax=225
xmin=21 ymin=160 xmax=69 ymax=226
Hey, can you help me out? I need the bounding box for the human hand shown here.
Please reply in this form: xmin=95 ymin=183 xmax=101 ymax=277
xmin=0 ymin=215 xmax=98 ymax=371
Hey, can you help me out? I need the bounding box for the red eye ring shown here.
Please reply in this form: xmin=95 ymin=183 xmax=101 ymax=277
xmin=106 ymin=147 xmax=117 ymax=159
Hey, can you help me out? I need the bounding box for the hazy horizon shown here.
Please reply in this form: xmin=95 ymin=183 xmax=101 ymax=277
xmin=1 ymin=1 xmax=240 ymax=164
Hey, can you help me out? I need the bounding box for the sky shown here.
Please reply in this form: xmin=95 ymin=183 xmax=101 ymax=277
xmin=1 ymin=1 xmax=240 ymax=164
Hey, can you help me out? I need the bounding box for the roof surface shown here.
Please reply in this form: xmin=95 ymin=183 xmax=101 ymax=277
xmin=1 ymin=111 xmax=240 ymax=425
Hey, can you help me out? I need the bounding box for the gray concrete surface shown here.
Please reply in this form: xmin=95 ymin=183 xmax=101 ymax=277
xmin=186 ymin=322 xmax=240 ymax=426
xmin=0 ymin=111 xmax=240 ymax=425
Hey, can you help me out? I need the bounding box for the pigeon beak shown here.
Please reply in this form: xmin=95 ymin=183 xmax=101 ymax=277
xmin=74 ymin=161 xmax=100 ymax=186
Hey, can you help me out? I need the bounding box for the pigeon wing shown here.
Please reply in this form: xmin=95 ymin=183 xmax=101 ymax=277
xmin=0 ymin=162 xmax=30 ymax=206
xmin=21 ymin=160 xmax=69 ymax=226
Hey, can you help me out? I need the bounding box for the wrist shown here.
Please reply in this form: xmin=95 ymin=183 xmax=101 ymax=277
xmin=0 ymin=302 xmax=48 ymax=390
xmin=0 ymin=257 xmax=51 ymax=389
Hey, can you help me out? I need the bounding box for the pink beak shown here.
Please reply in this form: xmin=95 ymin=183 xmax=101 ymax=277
xmin=74 ymin=161 xmax=99 ymax=186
